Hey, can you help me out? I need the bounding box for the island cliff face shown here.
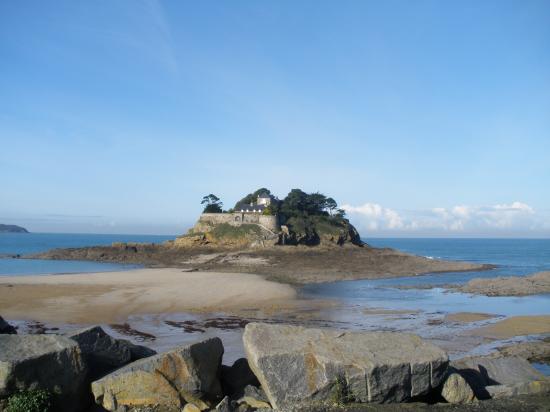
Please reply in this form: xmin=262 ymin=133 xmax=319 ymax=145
xmin=0 ymin=224 xmax=28 ymax=233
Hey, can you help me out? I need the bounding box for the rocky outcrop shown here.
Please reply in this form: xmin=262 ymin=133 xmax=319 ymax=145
xmin=451 ymin=356 xmax=550 ymax=400
xmin=457 ymin=271 xmax=550 ymax=296
xmin=279 ymin=216 xmax=363 ymax=247
xmin=494 ymin=337 xmax=550 ymax=364
xmin=440 ymin=370 xmax=476 ymax=404
xmin=0 ymin=316 xmax=16 ymax=334
xmin=91 ymin=337 xmax=224 ymax=411
xmin=0 ymin=335 xmax=87 ymax=412
xmin=67 ymin=326 xmax=156 ymax=380
xmin=242 ymin=323 xmax=448 ymax=409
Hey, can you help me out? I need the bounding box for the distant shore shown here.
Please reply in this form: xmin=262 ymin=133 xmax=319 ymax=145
xmin=0 ymin=268 xmax=298 ymax=323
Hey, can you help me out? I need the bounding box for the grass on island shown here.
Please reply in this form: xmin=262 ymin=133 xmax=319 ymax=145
xmin=208 ymin=223 xmax=264 ymax=239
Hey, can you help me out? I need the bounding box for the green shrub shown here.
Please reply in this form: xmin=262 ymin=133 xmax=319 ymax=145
xmin=6 ymin=389 xmax=52 ymax=412
xmin=209 ymin=223 xmax=262 ymax=239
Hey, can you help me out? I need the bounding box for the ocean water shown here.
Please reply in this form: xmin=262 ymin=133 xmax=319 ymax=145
xmin=303 ymin=238 xmax=550 ymax=317
xmin=0 ymin=232 xmax=174 ymax=275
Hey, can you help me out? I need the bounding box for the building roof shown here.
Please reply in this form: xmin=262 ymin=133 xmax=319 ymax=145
xmin=235 ymin=202 xmax=266 ymax=212
xmin=257 ymin=193 xmax=271 ymax=199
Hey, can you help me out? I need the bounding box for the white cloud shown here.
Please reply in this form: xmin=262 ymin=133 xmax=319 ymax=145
xmin=343 ymin=201 xmax=549 ymax=236
xmin=342 ymin=203 xmax=404 ymax=230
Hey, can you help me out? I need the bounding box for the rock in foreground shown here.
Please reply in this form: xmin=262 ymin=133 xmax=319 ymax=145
xmin=0 ymin=335 xmax=87 ymax=412
xmin=451 ymin=356 xmax=550 ymax=399
xmin=243 ymin=323 xmax=448 ymax=409
xmin=67 ymin=325 xmax=156 ymax=381
xmin=440 ymin=371 xmax=475 ymax=404
xmin=0 ymin=316 xmax=16 ymax=334
xmin=91 ymin=337 xmax=224 ymax=411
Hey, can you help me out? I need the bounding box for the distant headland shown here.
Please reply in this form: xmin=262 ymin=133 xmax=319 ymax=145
xmin=0 ymin=224 xmax=28 ymax=233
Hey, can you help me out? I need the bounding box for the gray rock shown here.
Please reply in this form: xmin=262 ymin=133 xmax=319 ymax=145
xmin=440 ymin=371 xmax=475 ymax=404
xmin=67 ymin=326 xmax=156 ymax=380
xmin=451 ymin=356 xmax=548 ymax=399
xmin=0 ymin=334 xmax=88 ymax=412
xmin=0 ymin=316 xmax=16 ymax=334
xmin=68 ymin=326 xmax=132 ymax=379
xmin=91 ymin=337 xmax=224 ymax=411
xmin=120 ymin=339 xmax=157 ymax=361
xmin=215 ymin=396 xmax=232 ymax=412
xmin=242 ymin=323 xmax=448 ymax=409
xmin=486 ymin=380 xmax=550 ymax=398
xmin=221 ymin=358 xmax=260 ymax=397
xmin=239 ymin=385 xmax=271 ymax=409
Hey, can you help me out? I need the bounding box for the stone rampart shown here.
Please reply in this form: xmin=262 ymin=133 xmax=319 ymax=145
xmin=197 ymin=213 xmax=279 ymax=233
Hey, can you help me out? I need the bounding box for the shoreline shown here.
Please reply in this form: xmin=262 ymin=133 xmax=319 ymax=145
xmin=27 ymin=244 xmax=495 ymax=285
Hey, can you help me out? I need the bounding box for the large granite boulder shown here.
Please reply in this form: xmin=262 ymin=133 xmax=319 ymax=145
xmin=242 ymin=323 xmax=448 ymax=409
xmin=451 ymin=356 xmax=550 ymax=399
xmin=67 ymin=326 xmax=156 ymax=380
xmin=0 ymin=334 xmax=88 ymax=412
xmin=0 ymin=316 xmax=16 ymax=334
xmin=91 ymin=337 xmax=224 ymax=411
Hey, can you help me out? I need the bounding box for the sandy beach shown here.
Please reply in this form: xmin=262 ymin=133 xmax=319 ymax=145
xmin=0 ymin=269 xmax=298 ymax=323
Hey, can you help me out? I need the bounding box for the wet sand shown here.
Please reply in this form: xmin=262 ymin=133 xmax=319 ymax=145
xmin=444 ymin=312 xmax=497 ymax=323
xmin=0 ymin=269 xmax=298 ymax=323
xmin=468 ymin=315 xmax=550 ymax=339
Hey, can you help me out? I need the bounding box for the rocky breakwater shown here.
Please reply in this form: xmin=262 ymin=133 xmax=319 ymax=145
xmin=1 ymin=318 xmax=550 ymax=411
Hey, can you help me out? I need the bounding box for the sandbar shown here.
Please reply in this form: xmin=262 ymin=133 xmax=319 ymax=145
xmin=468 ymin=315 xmax=550 ymax=339
xmin=444 ymin=312 xmax=497 ymax=323
xmin=0 ymin=269 xmax=297 ymax=323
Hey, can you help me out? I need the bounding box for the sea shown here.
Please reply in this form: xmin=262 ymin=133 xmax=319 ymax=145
xmin=1 ymin=234 xmax=549 ymax=367
xmin=0 ymin=232 xmax=174 ymax=276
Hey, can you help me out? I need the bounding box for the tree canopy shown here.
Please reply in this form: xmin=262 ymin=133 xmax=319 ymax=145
xmin=280 ymin=189 xmax=345 ymax=219
xmin=201 ymin=194 xmax=223 ymax=213
xmin=207 ymin=188 xmax=345 ymax=219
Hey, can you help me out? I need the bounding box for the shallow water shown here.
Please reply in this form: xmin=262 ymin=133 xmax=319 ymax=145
xmin=0 ymin=232 xmax=173 ymax=275
xmin=304 ymin=238 xmax=550 ymax=316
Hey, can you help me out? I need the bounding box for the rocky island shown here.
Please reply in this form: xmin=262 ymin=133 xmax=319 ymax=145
xmin=29 ymin=188 xmax=492 ymax=284
xmin=0 ymin=224 xmax=28 ymax=233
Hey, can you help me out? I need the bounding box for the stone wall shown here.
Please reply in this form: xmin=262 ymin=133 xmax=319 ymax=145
xmin=198 ymin=213 xmax=279 ymax=233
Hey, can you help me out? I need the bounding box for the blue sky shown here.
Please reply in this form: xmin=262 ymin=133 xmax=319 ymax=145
xmin=1 ymin=0 xmax=549 ymax=236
